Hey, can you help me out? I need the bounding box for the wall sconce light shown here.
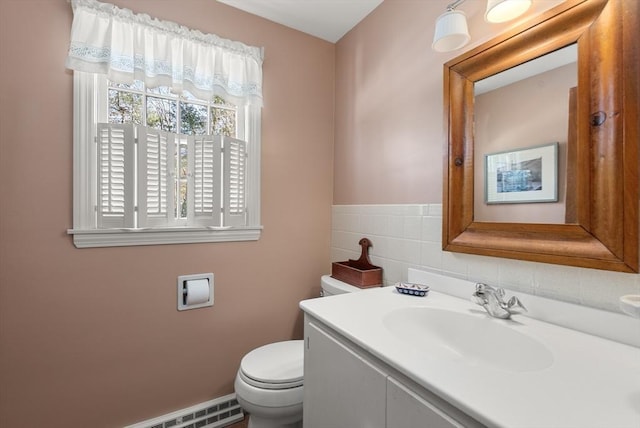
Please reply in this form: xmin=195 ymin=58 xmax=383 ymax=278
xmin=485 ymin=0 xmax=532 ymax=23
xmin=432 ymin=0 xmax=533 ymax=52
xmin=432 ymin=0 xmax=470 ymax=53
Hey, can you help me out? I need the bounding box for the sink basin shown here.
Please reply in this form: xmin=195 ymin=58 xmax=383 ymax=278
xmin=383 ymin=307 xmax=554 ymax=372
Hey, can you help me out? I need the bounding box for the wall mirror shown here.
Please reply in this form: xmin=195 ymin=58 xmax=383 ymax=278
xmin=443 ymin=0 xmax=639 ymax=272
xmin=474 ymin=44 xmax=577 ymax=224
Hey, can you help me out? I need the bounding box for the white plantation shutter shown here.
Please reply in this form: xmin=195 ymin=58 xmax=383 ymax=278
xmin=97 ymin=123 xmax=135 ymax=228
xmin=191 ymin=135 xmax=222 ymax=226
xmin=138 ymin=127 xmax=176 ymax=227
xmin=223 ymin=136 xmax=247 ymax=227
xmin=93 ymin=123 xmax=249 ymax=231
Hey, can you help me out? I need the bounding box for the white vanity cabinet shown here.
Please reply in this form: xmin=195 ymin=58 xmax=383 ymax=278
xmin=303 ymin=319 xmax=387 ymax=428
xmin=301 ymin=275 xmax=640 ymax=428
xmin=303 ymin=316 xmax=483 ymax=428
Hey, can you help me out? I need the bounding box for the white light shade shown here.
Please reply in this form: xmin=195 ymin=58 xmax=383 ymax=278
xmin=432 ymin=10 xmax=471 ymax=52
xmin=485 ymin=0 xmax=532 ymax=23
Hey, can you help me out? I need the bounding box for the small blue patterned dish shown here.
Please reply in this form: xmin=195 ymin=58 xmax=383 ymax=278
xmin=395 ymin=282 xmax=430 ymax=297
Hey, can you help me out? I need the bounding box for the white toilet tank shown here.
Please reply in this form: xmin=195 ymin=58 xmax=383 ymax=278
xmin=320 ymin=275 xmax=364 ymax=296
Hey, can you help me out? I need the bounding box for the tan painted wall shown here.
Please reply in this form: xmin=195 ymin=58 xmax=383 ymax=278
xmin=334 ymin=0 xmax=566 ymax=204
xmin=0 ymin=0 xmax=334 ymax=426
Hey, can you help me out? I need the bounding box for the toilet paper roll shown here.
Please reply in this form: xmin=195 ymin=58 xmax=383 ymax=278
xmin=185 ymin=278 xmax=210 ymax=305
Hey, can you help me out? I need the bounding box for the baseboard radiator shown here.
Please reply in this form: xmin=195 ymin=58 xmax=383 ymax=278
xmin=125 ymin=393 xmax=244 ymax=428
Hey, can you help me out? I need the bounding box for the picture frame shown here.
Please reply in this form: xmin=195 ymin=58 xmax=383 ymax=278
xmin=485 ymin=142 xmax=558 ymax=204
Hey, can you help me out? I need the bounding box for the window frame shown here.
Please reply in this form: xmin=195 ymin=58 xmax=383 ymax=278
xmin=68 ymin=72 xmax=262 ymax=248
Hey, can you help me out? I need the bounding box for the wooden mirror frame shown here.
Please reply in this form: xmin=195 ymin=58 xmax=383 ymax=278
xmin=443 ymin=0 xmax=639 ymax=272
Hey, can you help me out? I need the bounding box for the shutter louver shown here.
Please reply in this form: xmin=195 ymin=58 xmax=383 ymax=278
xmin=138 ymin=127 xmax=175 ymax=227
xmin=97 ymin=123 xmax=135 ymax=228
xmin=223 ymin=136 xmax=247 ymax=227
xmin=192 ymin=135 xmax=222 ymax=226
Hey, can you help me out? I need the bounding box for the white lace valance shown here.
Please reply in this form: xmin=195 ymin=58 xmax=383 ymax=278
xmin=65 ymin=0 xmax=263 ymax=106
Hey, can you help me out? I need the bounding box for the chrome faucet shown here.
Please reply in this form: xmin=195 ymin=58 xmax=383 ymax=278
xmin=472 ymin=283 xmax=527 ymax=319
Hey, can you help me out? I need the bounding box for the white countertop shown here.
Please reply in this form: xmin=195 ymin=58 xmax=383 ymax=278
xmin=300 ymin=283 xmax=640 ymax=428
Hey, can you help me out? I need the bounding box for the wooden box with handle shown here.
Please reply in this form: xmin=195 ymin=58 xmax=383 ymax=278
xmin=331 ymin=238 xmax=383 ymax=288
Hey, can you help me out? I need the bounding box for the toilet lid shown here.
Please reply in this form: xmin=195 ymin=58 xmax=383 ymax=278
xmin=240 ymin=340 xmax=304 ymax=390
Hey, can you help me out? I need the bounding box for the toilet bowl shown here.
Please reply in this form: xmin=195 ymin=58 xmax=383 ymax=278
xmin=234 ymin=275 xmax=362 ymax=428
xmin=234 ymin=340 xmax=304 ymax=428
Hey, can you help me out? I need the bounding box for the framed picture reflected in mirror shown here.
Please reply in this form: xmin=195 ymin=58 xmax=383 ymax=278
xmin=485 ymin=142 xmax=558 ymax=204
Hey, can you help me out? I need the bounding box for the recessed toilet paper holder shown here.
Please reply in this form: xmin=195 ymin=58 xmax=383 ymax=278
xmin=177 ymin=273 xmax=214 ymax=311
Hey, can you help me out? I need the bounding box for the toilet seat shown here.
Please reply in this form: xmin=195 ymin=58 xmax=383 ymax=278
xmin=239 ymin=340 xmax=304 ymax=390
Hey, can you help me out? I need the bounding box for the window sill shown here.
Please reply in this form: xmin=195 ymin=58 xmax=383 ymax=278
xmin=68 ymin=226 xmax=263 ymax=248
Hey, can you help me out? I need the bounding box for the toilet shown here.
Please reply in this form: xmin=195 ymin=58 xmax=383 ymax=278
xmin=234 ymin=275 xmax=362 ymax=428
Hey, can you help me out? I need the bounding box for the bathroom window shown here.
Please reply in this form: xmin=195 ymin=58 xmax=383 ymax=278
xmin=65 ymin=0 xmax=263 ymax=247
xmin=68 ymin=72 xmax=262 ymax=247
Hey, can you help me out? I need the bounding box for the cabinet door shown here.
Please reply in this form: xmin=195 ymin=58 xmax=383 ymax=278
xmin=304 ymin=321 xmax=387 ymax=428
xmin=387 ymin=377 xmax=465 ymax=428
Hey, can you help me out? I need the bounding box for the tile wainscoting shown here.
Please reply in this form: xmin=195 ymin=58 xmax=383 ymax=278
xmin=331 ymin=204 xmax=640 ymax=313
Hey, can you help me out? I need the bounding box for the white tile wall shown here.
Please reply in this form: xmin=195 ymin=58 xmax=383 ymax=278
xmin=331 ymin=204 xmax=640 ymax=313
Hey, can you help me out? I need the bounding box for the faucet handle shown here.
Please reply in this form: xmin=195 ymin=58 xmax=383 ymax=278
xmin=475 ymin=283 xmax=504 ymax=297
xmin=507 ymin=296 xmax=527 ymax=313
xmin=475 ymin=282 xmax=490 ymax=293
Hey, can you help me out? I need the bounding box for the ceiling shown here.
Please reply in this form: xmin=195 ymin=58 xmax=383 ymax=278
xmin=216 ymin=0 xmax=384 ymax=43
